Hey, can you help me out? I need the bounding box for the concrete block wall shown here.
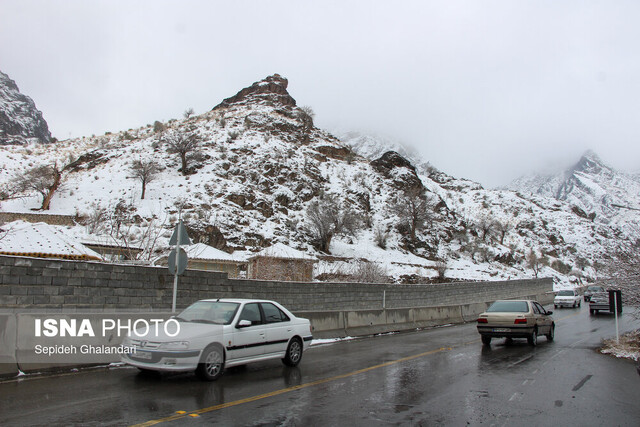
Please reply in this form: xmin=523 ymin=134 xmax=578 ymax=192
xmin=0 ymin=254 xmax=555 ymax=375
xmin=1 ymin=255 xmax=553 ymax=312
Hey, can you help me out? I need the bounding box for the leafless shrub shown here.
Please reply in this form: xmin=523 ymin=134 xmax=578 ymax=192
xmin=391 ymin=188 xmax=435 ymax=245
xmin=435 ymin=259 xmax=448 ymax=280
xmin=84 ymin=204 xmax=109 ymax=234
xmin=374 ymin=225 xmax=389 ymax=249
xmin=153 ymin=121 xmax=165 ymax=133
xmin=350 ymin=260 xmax=390 ymax=283
xmin=88 ymin=199 xmax=168 ymax=261
xmin=183 ymin=108 xmax=194 ymax=119
xmin=228 ymin=130 xmax=240 ymax=141
xmin=306 ymin=194 xmax=361 ymax=253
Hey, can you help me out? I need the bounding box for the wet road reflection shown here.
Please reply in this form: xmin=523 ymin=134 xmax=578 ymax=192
xmin=1 ymin=303 xmax=639 ymax=426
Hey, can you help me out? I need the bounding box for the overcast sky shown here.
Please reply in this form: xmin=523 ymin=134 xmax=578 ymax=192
xmin=2 ymin=1 xmax=640 ymax=187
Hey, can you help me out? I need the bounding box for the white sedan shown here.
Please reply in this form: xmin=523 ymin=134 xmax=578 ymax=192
xmin=554 ymin=289 xmax=581 ymax=308
xmin=121 ymin=299 xmax=313 ymax=380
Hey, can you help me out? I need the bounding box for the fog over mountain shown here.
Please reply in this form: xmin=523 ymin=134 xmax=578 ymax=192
xmin=2 ymin=1 xmax=640 ymax=187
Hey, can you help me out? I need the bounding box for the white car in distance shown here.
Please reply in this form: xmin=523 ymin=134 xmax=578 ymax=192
xmin=122 ymin=299 xmax=313 ymax=380
xmin=554 ymin=289 xmax=581 ymax=308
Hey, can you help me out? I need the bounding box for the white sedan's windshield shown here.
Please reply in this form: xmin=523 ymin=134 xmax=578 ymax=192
xmin=557 ymin=290 xmax=574 ymax=296
xmin=176 ymin=301 xmax=239 ymax=325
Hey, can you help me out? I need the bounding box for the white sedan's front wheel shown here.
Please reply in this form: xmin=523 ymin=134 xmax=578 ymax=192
xmin=196 ymin=345 xmax=225 ymax=381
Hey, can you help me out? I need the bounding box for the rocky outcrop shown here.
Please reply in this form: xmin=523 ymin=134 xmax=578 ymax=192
xmin=0 ymin=70 xmax=51 ymax=145
xmin=213 ymin=74 xmax=297 ymax=110
xmin=370 ymin=151 xmax=424 ymax=194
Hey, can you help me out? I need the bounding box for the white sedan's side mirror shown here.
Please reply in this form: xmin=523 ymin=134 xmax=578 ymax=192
xmin=237 ymin=319 xmax=252 ymax=328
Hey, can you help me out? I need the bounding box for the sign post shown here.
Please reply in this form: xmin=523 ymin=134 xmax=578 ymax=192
xmin=168 ymin=218 xmax=191 ymax=313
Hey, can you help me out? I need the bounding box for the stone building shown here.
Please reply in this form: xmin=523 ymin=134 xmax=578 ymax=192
xmin=247 ymin=243 xmax=317 ymax=282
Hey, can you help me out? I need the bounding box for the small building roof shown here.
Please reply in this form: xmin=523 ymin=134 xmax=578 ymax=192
xmin=249 ymin=243 xmax=317 ymax=261
xmin=79 ymin=234 xmax=144 ymax=251
xmin=0 ymin=221 xmax=103 ymax=261
xmin=185 ymin=243 xmax=246 ymax=262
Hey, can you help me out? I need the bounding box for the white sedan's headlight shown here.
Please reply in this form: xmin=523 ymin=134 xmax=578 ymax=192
xmin=158 ymin=341 xmax=190 ymax=350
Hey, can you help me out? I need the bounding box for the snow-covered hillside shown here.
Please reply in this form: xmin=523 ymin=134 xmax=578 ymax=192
xmin=1 ymin=74 xmax=635 ymax=288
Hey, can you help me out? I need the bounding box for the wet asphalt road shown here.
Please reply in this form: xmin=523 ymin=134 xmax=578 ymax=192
xmin=1 ymin=303 xmax=639 ymax=426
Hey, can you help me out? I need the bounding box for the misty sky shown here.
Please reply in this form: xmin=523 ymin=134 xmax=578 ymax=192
xmin=2 ymin=1 xmax=640 ymax=187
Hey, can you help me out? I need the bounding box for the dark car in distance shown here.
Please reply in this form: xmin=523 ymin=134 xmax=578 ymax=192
xmin=583 ymin=285 xmax=605 ymax=302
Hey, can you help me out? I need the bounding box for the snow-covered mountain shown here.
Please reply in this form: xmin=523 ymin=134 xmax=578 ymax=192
xmin=0 ymin=69 xmax=51 ymax=145
xmin=509 ymin=150 xmax=640 ymax=237
xmin=1 ymin=74 xmax=636 ymax=287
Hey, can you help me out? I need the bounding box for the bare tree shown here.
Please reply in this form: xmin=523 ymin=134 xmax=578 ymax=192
xmin=296 ymin=106 xmax=315 ymax=139
xmin=306 ymin=195 xmax=360 ymax=253
xmin=0 ymin=182 xmax=20 ymax=207
xmin=183 ymin=108 xmax=194 ymax=119
xmin=83 ymin=204 xmax=109 ymax=234
xmin=162 ymin=130 xmax=201 ymax=175
xmin=493 ymin=219 xmax=512 ymax=245
xmin=475 ymin=216 xmax=495 ymax=243
xmin=130 ymin=159 xmax=161 ymax=199
xmin=391 ymin=189 xmax=435 ymax=245
xmin=527 ymin=250 xmax=548 ymax=278
xmin=13 ymin=163 xmax=63 ymax=210
xmin=98 ymin=199 xmax=167 ymax=261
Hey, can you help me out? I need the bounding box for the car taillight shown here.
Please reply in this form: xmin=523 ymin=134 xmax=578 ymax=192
xmin=514 ymin=318 xmax=527 ymax=324
xmin=477 ymin=318 xmax=488 ymax=323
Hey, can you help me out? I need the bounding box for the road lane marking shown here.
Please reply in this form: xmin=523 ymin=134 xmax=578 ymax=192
xmin=510 ymin=355 xmax=533 ymax=367
xmin=508 ymin=392 xmax=523 ymax=402
xmin=570 ymin=337 xmax=588 ymax=348
xmin=130 ymin=345 xmax=458 ymax=426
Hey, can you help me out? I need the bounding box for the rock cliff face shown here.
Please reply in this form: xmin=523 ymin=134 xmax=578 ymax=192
xmin=213 ymin=74 xmax=297 ymax=110
xmin=0 ymin=70 xmax=51 ymax=145
xmin=370 ymin=151 xmax=424 ymax=193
